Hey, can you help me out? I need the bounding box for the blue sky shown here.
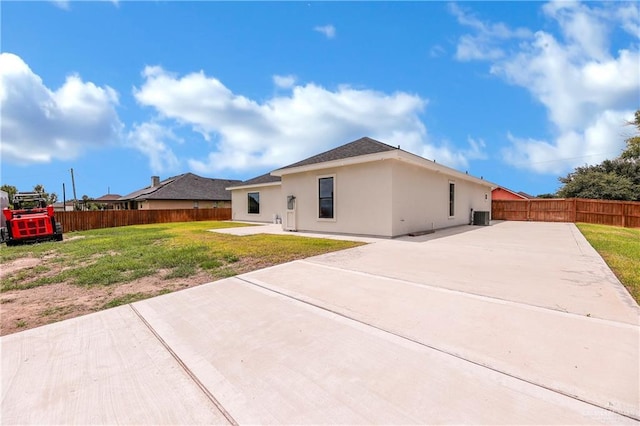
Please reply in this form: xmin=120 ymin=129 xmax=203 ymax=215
xmin=1 ymin=1 xmax=638 ymax=199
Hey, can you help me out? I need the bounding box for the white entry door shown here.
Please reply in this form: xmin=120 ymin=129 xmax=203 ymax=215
xmin=284 ymin=195 xmax=297 ymax=231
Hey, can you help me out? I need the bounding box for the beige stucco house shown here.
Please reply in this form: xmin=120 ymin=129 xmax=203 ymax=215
xmin=228 ymin=137 xmax=495 ymax=238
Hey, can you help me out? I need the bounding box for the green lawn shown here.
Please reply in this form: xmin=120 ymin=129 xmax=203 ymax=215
xmin=576 ymin=223 xmax=640 ymax=304
xmin=0 ymin=220 xmax=364 ymax=293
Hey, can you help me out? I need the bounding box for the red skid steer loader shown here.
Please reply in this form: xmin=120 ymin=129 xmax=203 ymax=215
xmin=1 ymin=192 xmax=63 ymax=246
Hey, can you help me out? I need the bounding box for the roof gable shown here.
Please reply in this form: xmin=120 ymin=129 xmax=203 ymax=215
xmin=276 ymin=137 xmax=397 ymax=171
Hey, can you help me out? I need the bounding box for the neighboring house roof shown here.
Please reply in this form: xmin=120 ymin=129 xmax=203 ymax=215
xmin=278 ymin=137 xmax=398 ymax=171
xmin=517 ymin=191 xmax=534 ymax=199
xmin=492 ymin=187 xmax=532 ymax=200
xmin=119 ymin=173 xmax=241 ymax=201
xmin=226 ymin=173 xmax=282 ymax=190
xmin=94 ymin=194 xmax=122 ymax=202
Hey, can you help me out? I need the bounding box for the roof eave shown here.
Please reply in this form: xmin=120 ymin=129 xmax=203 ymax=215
xmin=227 ymin=181 xmax=282 ymax=191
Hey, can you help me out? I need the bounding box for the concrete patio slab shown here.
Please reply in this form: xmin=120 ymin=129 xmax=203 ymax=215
xmin=244 ymin=260 xmax=640 ymax=419
xmin=308 ymin=221 xmax=639 ymax=325
xmin=1 ymin=306 xmax=231 ymax=425
xmin=132 ymin=278 xmax=634 ymax=425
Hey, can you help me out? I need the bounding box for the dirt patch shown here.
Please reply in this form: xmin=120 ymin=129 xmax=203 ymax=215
xmin=0 ymin=258 xmax=42 ymax=279
xmin=0 ymin=258 xmax=215 ymax=336
xmin=0 ymin=239 xmax=350 ymax=336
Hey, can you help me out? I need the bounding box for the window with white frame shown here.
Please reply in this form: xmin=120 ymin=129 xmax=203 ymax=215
xmin=449 ymin=181 xmax=455 ymax=217
xmin=318 ymin=176 xmax=334 ymax=219
xmin=248 ymin=192 xmax=260 ymax=214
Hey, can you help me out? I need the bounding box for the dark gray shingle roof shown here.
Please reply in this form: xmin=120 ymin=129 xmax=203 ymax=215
xmin=277 ymin=137 xmax=397 ymax=171
xmin=234 ymin=173 xmax=281 ymax=187
xmin=119 ymin=173 xmax=242 ymax=201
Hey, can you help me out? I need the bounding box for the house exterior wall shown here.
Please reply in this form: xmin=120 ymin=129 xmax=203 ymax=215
xmin=136 ymin=200 xmax=231 ymax=210
xmin=390 ymin=161 xmax=492 ymax=236
xmin=231 ymin=157 xmax=492 ymax=238
xmin=280 ymin=160 xmax=394 ymax=237
xmin=231 ymin=185 xmax=283 ymax=223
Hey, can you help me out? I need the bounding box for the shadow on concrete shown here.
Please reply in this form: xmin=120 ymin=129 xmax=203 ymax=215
xmin=395 ymin=221 xmax=508 ymax=243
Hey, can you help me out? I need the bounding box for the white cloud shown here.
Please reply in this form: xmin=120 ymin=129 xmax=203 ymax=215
xmin=542 ymin=0 xmax=611 ymax=61
xmin=422 ymin=137 xmax=488 ymax=170
xmin=314 ymin=24 xmax=336 ymax=39
xmin=0 ymin=53 xmax=122 ymax=165
xmin=452 ymin=1 xmax=639 ymax=174
xmin=133 ymin=66 xmax=484 ymax=174
xmin=429 ymin=44 xmax=446 ymax=58
xmin=615 ymin=2 xmax=640 ymax=37
xmin=126 ymin=122 xmax=181 ymax=174
xmin=502 ymin=109 xmax=630 ymax=174
xmin=50 ymin=0 xmax=119 ymax=10
xmin=273 ymin=74 xmax=297 ymax=89
xmin=449 ymin=3 xmax=531 ymax=61
xmin=50 ymin=0 xmax=70 ymax=10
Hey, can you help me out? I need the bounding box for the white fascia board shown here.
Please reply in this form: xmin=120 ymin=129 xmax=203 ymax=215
xmin=226 ymin=181 xmax=282 ymax=191
xmin=271 ymin=151 xmax=397 ymax=177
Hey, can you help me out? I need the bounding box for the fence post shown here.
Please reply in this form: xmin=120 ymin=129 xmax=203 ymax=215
xmin=572 ymin=198 xmax=577 ymax=223
xmin=526 ymin=200 xmax=531 ymax=221
xmin=622 ymin=202 xmax=627 ymax=228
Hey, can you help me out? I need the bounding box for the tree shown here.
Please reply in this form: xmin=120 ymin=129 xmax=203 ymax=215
xmin=32 ymin=184 xmax=58 ymax=205
xmin=600 ymin=158 xmax=640 ymax=187
xmin=1 ymin=185 xmax=17 ymax=206
xmin=621 ymin=110 xmax=640 ymax=159
xmin=81 ymin=195 xmax=100 ymax=211
xmin=556 ymin=109 xmax=640 ymax=201
xmin=557 ymin=170 xmax=637 ymax=200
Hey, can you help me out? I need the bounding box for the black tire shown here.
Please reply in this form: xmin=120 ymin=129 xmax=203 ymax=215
xmin=55 ymin=222 xmax=63 ymax=241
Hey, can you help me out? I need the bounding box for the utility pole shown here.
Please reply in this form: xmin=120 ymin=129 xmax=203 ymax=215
xmin=70 ymin=168 xmax=78 ymax=210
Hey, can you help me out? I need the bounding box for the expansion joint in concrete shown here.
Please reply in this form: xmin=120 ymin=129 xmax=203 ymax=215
xmin=235 ymin=275 xmax=639 ymax=422
xmin=129 ymin=304 xmax=239 ymax=426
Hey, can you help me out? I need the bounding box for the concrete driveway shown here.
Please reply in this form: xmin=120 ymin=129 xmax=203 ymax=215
xmin=2 ymin=221 xmax=639 ymax=424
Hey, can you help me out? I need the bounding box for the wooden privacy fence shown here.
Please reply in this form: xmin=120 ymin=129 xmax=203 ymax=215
xmin=492 ymin=198 xmax=640 ymax=228
xmin=56 ymin=208 xmax=232 ymax=232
